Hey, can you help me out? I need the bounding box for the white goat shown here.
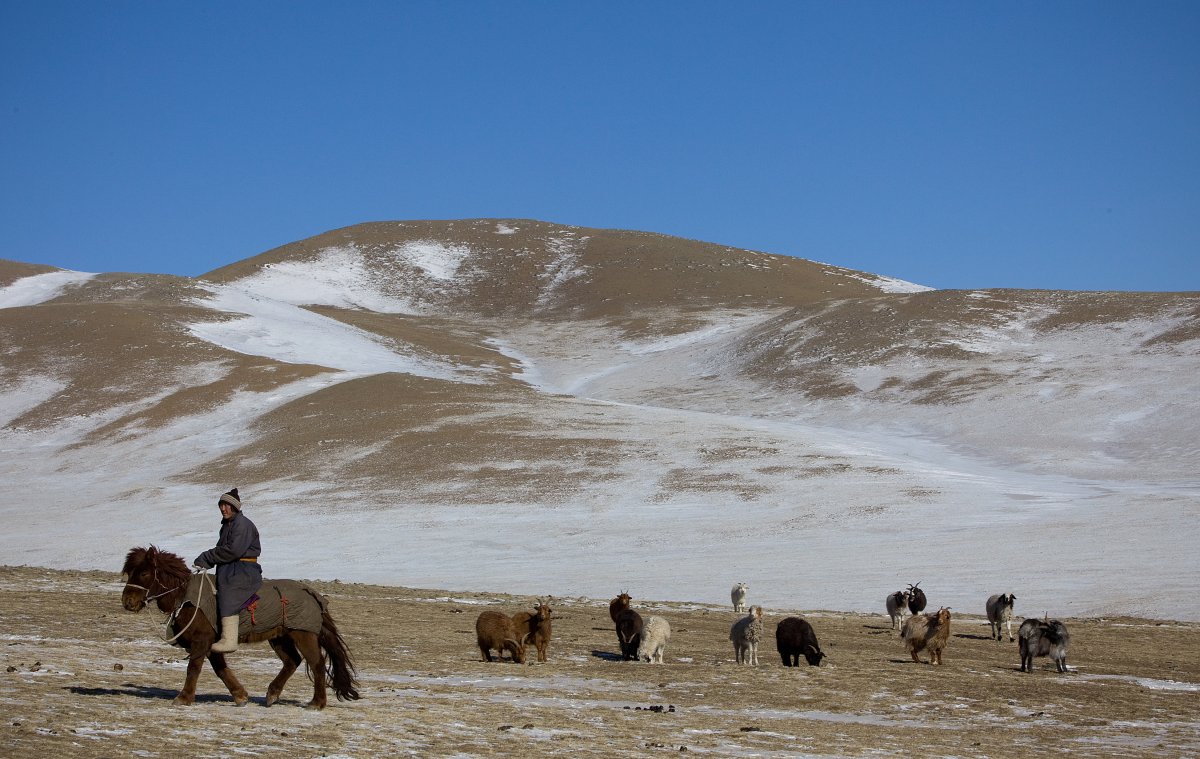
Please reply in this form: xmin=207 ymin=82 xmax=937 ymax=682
xmin=637 ymin=616 xmax=671 ymax=664
xmin=985 ymin=593 xmax=1017 ymax=642
xmin=885 ymin=589 xmax=911 ymax=631
xmin=731 ymin=582 xmax=749 ymax=613
xmin=730 ymin=605 xmax=764 ymax=665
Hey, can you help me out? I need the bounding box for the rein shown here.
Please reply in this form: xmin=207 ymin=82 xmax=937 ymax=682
xmin=160 ymin=570 xmax=216 ymax=643
xmin=123 ymin=564 xmax=216 ymax=643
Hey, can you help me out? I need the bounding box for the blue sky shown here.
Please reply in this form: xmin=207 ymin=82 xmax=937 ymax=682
xmin=2 ymin=2 xmax=1197 ymax=291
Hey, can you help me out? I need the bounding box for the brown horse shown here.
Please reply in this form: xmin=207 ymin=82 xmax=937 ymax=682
xmin=120 ymin=545 xmax=360 ymax=709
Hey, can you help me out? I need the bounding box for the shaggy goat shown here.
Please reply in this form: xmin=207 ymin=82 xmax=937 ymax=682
xmin=775 ymin=616 xmax=826 ymax=667
xmin=985 ymin=593 xmax=1017 ymax=642
xmin=512 ymin=598 xmax=553 ymax=663
xmin=475 ymin=610 xmax=526 ymax=664
xmin=615 ymin=609 xmax=643 ymax=661
xmin=637 ymin=616 xmax=671 ymax=664
xmin=1018 ymin=618 xmax=1071 ymax=673
xmin=885 ymin=590 xmax=911 ymax=631
xmin=902 ymin=607 xmax=952 ymax=665
xmin=731 ymin=582 xmax=749 ymax=613
xmin=730 ymin=605 xmax=764 ymax=665
xmin=609 ymin=591 xmax=632 ymax=623
xmin=906 ymin=582 xmax=928 ymax=616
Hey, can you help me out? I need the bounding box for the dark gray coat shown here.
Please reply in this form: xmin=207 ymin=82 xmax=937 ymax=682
xmin=194 ymin=511 xmax=262 ymax=617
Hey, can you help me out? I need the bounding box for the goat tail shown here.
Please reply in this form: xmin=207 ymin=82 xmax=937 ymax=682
xmin=319 ymin=610 xmax=361 ymax=701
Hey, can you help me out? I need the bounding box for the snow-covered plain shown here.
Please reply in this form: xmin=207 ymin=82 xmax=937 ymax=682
xmin=1 ymin=254 xmax=1197 ymax=622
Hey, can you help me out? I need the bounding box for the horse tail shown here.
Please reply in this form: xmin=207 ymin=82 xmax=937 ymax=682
xmin=318 ymin=610 xmax=360 ymax=701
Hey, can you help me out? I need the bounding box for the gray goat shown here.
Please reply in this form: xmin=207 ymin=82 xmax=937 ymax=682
xmin=1018 ymin=617 xmax=1070 ymax=673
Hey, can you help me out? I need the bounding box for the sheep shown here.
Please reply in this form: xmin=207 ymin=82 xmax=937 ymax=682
xmin=1018 ymin=617 xmax=1071 ymax=673
xmin=985 ymin=593 xmax=1017 ymax=642
xmin=731 ymin=582 xmax=749 ymax=613
xmin=609 ymin=591 xmax=632 ymax=623
xmin=902 ymin=607 xmax=952 ymax=665
xmin=730 ymin=605 xmax=764 ymax=665
xmin=885 ymin=589 xmax=911 ymax=631
xmin=775 ymin=616 xmax=826 ymax=667
xmin=615 ymin=609 xmax=643 ymax=661
xmin=906 ymin=582 xmax=927 ymax=616
xmin=636 ymin=616 xmax=671 ymax=664
xmin=475 ymin=610 xmax=526 ymax=664
xmin=512 ymin=597 xmax=553 ymax=663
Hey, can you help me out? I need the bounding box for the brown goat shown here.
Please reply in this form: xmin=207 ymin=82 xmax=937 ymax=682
xmin=902 ymin=607 xmax=952 ymax=665
xmin=609 ymin=592 xmax=632 ymax=623
xmin=512 ymin=598 xmax=553 ymax=663
xmin=475 ymin=610 xmax=526 ymax=664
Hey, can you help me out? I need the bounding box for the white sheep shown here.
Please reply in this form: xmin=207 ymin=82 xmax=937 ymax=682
xmin=731 ymin=582 xmax=749 ymax=613
xmin=730 ymin=605 xmax=764 ymax=665
xmin=636 ymin=616 xmax=671 ymax=664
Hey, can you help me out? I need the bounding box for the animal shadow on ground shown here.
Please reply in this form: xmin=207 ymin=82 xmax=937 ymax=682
xmin=954 ymin=633 xmax=995 ymax=641
xmin=862 ymin=624 xmax=893 ymax=635
xmin=590 ymin=650 xmax=623 ymax=662
xmin=69 ymin=685 xmax=304 ymax=707
xmin=68 ymin=684 xmax=215 ymax=702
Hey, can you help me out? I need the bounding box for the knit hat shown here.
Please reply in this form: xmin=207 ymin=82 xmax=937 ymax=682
xmin=218 ymin=488 xmax=242 ymax=511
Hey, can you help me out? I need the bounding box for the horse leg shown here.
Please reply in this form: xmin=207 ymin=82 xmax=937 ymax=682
xmin=207 ymin=651 xmax=250 ymax=706
xmin=266 ymin=636 xmax=302 ymax=707
xmin=293 ymin=631 xmax=328 ymax=710
xmin=173 ymin=650 xmax=206 ymax=706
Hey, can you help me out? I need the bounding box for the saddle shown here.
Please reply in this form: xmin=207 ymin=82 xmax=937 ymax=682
xmin=183 ymin=576 xmax=328 ymax=639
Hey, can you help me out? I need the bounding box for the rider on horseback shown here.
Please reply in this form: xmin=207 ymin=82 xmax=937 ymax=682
xmin=192 ymin=488 xmax=262 ymax=653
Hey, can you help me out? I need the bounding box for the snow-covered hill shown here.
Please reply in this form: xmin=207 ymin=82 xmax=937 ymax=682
xmin=1 ymin=220 xmax=1197 ymax=620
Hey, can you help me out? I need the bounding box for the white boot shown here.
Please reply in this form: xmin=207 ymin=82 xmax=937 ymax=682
xmin=211 ymin=615 xmax=240 ymax=653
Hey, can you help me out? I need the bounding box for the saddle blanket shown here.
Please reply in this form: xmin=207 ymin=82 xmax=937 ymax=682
xmin=183 ymin=575 xmax=328 ymax=638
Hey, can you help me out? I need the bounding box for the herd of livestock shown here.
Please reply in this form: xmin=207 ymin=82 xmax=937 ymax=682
xmin=476 ymin=581 xmax=1071 ymax=674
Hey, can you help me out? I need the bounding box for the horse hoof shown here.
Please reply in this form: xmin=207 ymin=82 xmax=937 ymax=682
xmin=304 ymin=702 xmax=325 ymax=711
xmin=172 ymin=696 xmax=193 ymax=706
xmin=264 ymin=694 xmax=278 ymax=707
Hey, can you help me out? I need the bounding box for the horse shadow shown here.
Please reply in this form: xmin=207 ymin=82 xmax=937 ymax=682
xmin=67 ymin=685 xmax=303 ymax=707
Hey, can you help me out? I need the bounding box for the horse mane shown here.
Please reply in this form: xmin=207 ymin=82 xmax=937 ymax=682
xmin=122 ymin=545 xmax=190 ymax=589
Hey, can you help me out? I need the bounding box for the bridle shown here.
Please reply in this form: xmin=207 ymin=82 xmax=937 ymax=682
xmin=122 ymin=562 xmax=188 ymax=604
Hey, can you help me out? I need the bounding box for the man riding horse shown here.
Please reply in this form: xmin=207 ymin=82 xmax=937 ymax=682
xmin=192 ymin=487 xmax=261 ymax=653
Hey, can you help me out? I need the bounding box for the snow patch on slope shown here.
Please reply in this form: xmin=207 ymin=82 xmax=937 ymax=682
xmin=0 ymin=270 xmax=97 ymax=308
xmin=186 ymin=285 xmax=463 ymax=379
xmin=224 ymin=246 xmax=417 ymax=313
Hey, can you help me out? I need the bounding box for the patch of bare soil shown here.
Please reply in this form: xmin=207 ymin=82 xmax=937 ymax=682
xmin=2 ymin=566 xmax=1197 ymax=758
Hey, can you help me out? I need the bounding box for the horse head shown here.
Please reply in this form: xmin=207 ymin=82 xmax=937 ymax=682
xmin=120 ymin=545 xmax=189 ymax=613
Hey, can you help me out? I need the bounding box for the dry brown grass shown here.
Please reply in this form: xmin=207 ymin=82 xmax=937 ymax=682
xmin=2 ymin=565 xmax=1197 ymax=758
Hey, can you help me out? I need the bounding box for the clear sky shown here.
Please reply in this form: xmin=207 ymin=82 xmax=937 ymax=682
xmin=2 ymin=2 xmax=1198 ymax=291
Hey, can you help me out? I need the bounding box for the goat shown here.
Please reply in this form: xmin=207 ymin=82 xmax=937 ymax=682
xmin=775 ymin=616 xmax=826 ymax=667
xmin=1018 ymin=617 xmax=1070 ymax=673
xmin=730 ymin=605 xmax=764 ymax=665
xmin=637 ymin=616 xmax=671 ymax=664
xmin=609 ymin=591 xmax=632 ymax=624
xmin=985 ymin=593 xmax=1017 ymax=642
xmin=902 ymin=607 xmax=952 ymax=665
xmin=906 ymin=582 xmax=927 ymax=616
xmin=615 ymin=609 xmax=643 ymax=661
xmin=475 ymin=610 xmax=526 ymax=664
xmin=886 ymin=590 xmax=911 ymax=631
xmin=512 ymin=597 xmax=553 ymax=663
xmin=731 ymin=582 xmax=749 ymax=613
